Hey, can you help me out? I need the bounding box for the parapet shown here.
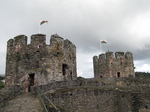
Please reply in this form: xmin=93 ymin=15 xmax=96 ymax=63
xmin=93 ymin=51 xmax=134 ymax=66
xmin=115 ymin=52 xmax=125 ymax=59
xmin=7 ymin=39 xmax=14 ymax=47
xmin=31 ymin=34 xmax=46 ymax=46
xmin=106 ymin=52 xmax=113 ymax=59
xmin=7 ymin=35 xmax=27 ymax=47
xmin=125 ymin=52 xmax=133 ymax=59
xmin=51 ymin=34 xmax=63 ymax=39
xmin=95 ymin=51 xmax=133 ymax=60
xmin=6 ymin=34 xmax=76 ymax=53
xmin=50 ymin=34 xmax=76 ymax=50
xmin=50 ymin=34 xmax=64 ymax=46
xmin=14 ymin=35 xmax=27 ymax=46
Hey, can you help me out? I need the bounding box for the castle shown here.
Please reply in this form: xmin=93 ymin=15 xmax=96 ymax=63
xmin=5 ymin=34 xmax=77 ymax=92
xmin=93 ymin=51 xmax=135 ymax=78
xmin=3 ymin=34 xmax=150 ymax=112
xmin=5 ymin=33 xmax=135 ymax=92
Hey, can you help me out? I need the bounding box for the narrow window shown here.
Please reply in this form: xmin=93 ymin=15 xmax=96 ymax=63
xmin=70 ymin=71 xmax=73 ymax=80
xmin=36 ymin=61 xmax=39 ymax=68
xmin=117 ymin=72 xmax=120 ymax=78
xmin=57 ymin=43 xmax=59 ymax=50
xmin=25 ymin=53 xmax=30 ymax=59
xmin=37 ymin=44 xmax=40 ymax=48
xmin=62 ymin=64 xmax=68 ymax=76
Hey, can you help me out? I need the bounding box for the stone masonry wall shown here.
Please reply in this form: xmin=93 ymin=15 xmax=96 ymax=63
xmin=5 ymin=34 xmax=77 ymax=92
xmin=93 ymin=51 xmax=135 ymax=79
xmin=46 ymin=88 xmax=150 ymax=112
xmin=35 ymin=78 xmax=150 ymax=93
xmin=39 ymin=78 xmax=150 ymax=112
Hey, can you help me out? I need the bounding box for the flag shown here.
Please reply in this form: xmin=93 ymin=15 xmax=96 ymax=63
xmin=40 ymin=20 xmax=48 ymax=25
xmin=101 ymin=40 xmax=107 ymax=44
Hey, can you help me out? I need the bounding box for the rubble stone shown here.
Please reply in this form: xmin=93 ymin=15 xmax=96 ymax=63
xmin=5 ymin=34 xmax=77 ymax=92
xmin=93 ymin=51 xmax=135 ymax=78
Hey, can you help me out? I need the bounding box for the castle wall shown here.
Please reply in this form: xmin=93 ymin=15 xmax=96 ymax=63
xmin=93 ymin=51 xmax=135 ymax=78
xmin=5 ymin=34 xmax=77 ymax=91
xmin=48 ymin=88 xmax=150 ymax=112
xmin=36 ymin=78 xmax=150 ymax=112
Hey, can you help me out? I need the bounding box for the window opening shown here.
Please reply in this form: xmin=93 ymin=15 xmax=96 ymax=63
xmin=62 ymin=64 xmax=68 ymax=76
xmin=36 ymin=61 xmax=39 ymax=68
xmin=70 ymin=71 xmax=73 ymax=80
xmin=37 ymin=44 xmax=40 ymax=48
xmin=117 ymin=72 xmax=120 ymax=78
xmin=57 ymin=43 xmax=59 ymax=50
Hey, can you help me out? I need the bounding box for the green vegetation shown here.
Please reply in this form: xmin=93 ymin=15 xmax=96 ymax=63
xmin=0 ymin=81 xmax=4 ymax=89
xmin=135 ymin=72 xmax=150 ymax=78
xmin=77 ymin=76 xmax=85 ymax=80
xmin=0 ymin=75 xmax=5 ymax=80
xmin=0 ymin=76 xmax=5 ymax=89
xmin=46 ymin=105 xmax=68 ymax=112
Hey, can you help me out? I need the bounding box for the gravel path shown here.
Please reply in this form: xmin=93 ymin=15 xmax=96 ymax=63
xmin=0 ymin=92 xmax=43 ymax=112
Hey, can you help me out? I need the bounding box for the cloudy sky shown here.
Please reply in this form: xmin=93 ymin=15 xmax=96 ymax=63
xmin=1 ymin=0 xmax=150 ymax=77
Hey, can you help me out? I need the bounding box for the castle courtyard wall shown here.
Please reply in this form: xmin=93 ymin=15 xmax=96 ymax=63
xmin=34 ymin=78 xmax=150 ymax=112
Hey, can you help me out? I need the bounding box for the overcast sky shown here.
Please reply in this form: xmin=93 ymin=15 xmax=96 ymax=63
xmin=1 ymin=0 xmax=150 ymax=77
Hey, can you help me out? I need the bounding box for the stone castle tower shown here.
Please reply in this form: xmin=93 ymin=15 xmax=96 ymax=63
xmin=5 ymin=34 xmax=77 ymax=92
xmin=93 ymin=51 xmax=135 ymax=78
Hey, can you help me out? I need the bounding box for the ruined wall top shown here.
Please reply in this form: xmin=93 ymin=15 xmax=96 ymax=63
xmin=7 ymin=34 xmax=76 ymax=49
xmin=31 ymin=34 xmax=46 ymax=46
xmin=94 ymin=51 xmax=133 ymax=60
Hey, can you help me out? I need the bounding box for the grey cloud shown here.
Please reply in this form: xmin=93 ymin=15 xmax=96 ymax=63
xmin=1 ymin=0 xmax=150 ymax=77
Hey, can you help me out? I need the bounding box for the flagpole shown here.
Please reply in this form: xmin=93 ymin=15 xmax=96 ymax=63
xmin=39 ymin=23 xmax=41 ymax=34
xmin=100 ymin=40 xmax=107 ymax=53
xmin=39 ymin=20 xmax=48 ymax=34
xmin=100 ymin=41 xmax=102 ymax=53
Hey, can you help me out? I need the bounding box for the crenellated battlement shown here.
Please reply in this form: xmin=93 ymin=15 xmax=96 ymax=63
xmin=94 ymin=51 xmax=133 ymax=60
xmin=93 ymin=51 xmax=135 ymax=78
xmin=7 ymin=34 xmax=76 ymax=51
xmin=5 ymin=34 xmax=77 ymax=90
xmin=7 ymin=39 xmax=14 ymax=47
xmin=14 ymin=35 xmax=28 ymax=47
xmin=31 ymin=34 xmax=46 ymax=46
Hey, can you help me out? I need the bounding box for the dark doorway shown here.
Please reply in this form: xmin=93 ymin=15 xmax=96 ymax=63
xmin=28 ymin=73 xmax=35 ymax=92
xmin=62 ymin=64 xmax=68 ymax=76
xmin=117 ymin=72 xmax=120 ymax=78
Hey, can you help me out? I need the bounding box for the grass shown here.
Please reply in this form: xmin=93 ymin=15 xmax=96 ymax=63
xmin=0 ymin=81 xmax=4 ymax=90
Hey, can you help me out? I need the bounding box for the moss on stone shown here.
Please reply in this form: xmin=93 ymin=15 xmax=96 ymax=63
xmin=46 ymin=105 xmax=68 ymax=112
